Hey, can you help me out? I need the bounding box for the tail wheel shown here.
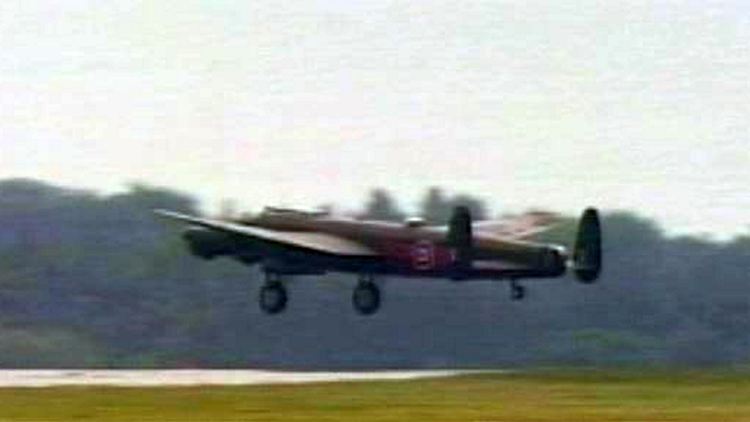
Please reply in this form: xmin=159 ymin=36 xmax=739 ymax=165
xmin=510 ymin=280 xmax=526 ymax=301
xmin=353 ymin=282 xmax=381 ymax=315
xmin=260 ymin=282 xmax=288 ymax=314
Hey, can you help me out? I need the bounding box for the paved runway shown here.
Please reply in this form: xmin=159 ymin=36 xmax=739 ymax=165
xmin=0 ymin=369 xmax=488 ymax=387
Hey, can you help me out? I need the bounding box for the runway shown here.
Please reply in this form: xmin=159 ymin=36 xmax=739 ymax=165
xmin=0 ymin=369 xmax=489 ymax=387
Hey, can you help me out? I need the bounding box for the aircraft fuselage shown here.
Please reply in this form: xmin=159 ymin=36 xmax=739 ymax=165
xmin=161 ymin=205 xmax=601 ymax=314
xmin=190 ymin=212 xmax=567 ymax=280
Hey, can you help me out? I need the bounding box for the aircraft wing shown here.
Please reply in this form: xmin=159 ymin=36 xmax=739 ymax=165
xmin=155 ymin=210 xmax=378 ymax=256
xmin=472 ymin=211 xmax=562 ymax=240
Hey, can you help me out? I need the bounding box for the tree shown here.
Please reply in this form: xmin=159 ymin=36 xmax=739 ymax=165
xmin=419 ymin=188 xmax=489 ymax=223
xmin=360 ymin=189 xmax=404 ymax=222
xmin=419 ymin=187 xmax=452 ymax=224
xmin=0 ymin=179 xmax=748 ymax=368
xmin=449 ymin=194 xmax=488 ymax=221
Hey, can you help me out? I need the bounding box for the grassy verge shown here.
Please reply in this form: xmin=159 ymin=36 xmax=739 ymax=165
xmin=0 ymin=368 xmax=748 ymax=421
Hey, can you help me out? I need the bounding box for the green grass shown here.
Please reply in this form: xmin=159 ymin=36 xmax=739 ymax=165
xmin=0 ymin=369 xmax=749 ymax=421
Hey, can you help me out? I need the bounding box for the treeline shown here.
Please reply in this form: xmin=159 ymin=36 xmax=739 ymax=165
xmin=0 ymin=178 xmax=747 ymax=368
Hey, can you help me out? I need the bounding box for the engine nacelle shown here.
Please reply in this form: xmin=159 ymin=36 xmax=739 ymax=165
xmin=182 ymin=227 xmax=234 ymax=260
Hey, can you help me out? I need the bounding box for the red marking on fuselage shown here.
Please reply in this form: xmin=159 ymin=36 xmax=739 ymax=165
xmin=411 ymin=240 xmax=435 ymax=270
xmin=381 ymin=240 xmax=454 ymax=271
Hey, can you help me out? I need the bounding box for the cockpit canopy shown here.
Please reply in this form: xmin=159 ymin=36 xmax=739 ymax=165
xmin=261 ymin=206 xmax=329 ymax=218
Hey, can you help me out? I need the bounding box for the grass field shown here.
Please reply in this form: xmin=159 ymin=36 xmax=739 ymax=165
xmin=0 ymin=369 xmax=748 ymax=421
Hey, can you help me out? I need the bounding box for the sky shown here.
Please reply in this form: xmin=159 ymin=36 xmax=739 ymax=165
xmin=0 ymin=1 xmax=748 ymax=239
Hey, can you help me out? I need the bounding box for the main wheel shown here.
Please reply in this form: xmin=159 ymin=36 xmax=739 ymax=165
xmin=353 ymin=282 xmax=381 ymax=315
xmin=259 ymin=282 xmax=288 ymax=314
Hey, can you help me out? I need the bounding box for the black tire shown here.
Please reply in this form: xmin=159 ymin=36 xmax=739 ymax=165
xmin=353 ymin=282 xmax=381 ymax=315
xmin=259 ymin=283 xmax=287 ymax=314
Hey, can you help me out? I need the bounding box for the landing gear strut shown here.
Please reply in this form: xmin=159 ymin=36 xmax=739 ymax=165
xmin=510 ymin=279 xmax=526 ymax=301
xmin=259 ymin=273 xmax=288 ymax=314
xmin=353 ymin=276 xmax=381 ymax=315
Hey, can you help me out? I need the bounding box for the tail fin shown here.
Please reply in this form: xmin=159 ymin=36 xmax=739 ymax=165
xmin=447 ymin=206 xmax=473 ymax=275
xmin=573 ymin=207 xmax=602 ymax=283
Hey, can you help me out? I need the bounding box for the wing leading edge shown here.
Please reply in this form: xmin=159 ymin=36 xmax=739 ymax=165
xmin=154 ymin=210 xmax=378 ymax=257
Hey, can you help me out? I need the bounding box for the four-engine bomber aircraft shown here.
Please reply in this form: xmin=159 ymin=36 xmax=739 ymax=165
xmin=156 ymin=206 xmax=602 ymax=315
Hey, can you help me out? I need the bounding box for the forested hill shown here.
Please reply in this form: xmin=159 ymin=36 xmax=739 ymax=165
xmin=0 ymin=179 xmax=747 ymax=368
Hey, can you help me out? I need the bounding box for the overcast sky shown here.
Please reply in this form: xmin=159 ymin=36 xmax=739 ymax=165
xmin=1 ymin=1 xmax=748 ymax=238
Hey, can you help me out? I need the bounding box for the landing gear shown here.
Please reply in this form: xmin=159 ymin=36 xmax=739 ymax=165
xmin=510 ymin=279 xmax=526 ymax=301
xmin=353 ymin=276 xmax=381 ymax=315
xmin=259 ymin=273 xmax=287 ymax=314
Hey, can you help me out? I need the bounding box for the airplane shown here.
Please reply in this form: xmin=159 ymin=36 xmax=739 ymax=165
xmin=155 ymin=205 xmax=602 ymax=316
